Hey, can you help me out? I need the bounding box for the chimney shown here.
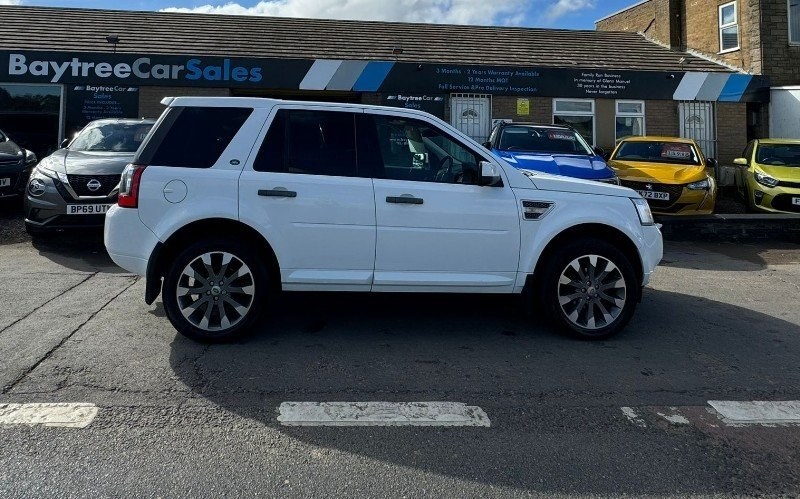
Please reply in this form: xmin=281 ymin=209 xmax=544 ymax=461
xmin=654 ymin=0 xmax=683 ymax=50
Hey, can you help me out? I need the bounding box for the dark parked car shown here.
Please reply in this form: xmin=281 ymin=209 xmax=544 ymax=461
xmin=24 ymin=118 xmax=154 ymax=235
xmin=0 ymin=129 xmax=38 ymax=199
xmin=484 ymin=123 xmax=618 ymax=184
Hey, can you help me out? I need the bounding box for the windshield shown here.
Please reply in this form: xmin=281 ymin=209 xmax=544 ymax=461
xmin=756 ymin=144 xmax=800 ymax=167
xmin=613 ymin=140 xmax=702 ymax=166
xmin=70 ymin=122 xmax=153 ymax=153
xmin=498 ymin=126 xmax=593 ymax=155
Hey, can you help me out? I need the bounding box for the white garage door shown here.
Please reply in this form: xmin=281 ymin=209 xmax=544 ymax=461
xmin=770 ymin=87 xmax=800 ymax=139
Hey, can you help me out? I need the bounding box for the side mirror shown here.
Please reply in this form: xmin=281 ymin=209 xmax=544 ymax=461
xmin=706 ymin=158 xmax=718 ymax=169
xmin=60 ymin=138 xmax=70 ymax=149
xmin=24 ymin=149 xmax=37 ymax=166
xmin=733 ymin=157 xmax=748 ymax=166
xmin=479 ymin=161 xmax=502 ymax=187
xmin=482 ymin=141 xmax=492 ymax=150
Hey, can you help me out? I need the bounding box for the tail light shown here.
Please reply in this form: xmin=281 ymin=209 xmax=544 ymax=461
xmin=118 ymin=164 xmax=146 ymax=208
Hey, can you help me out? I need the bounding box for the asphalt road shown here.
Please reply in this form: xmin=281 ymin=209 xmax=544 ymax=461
xmin=1 ymin=217 xmax=800 ymax=497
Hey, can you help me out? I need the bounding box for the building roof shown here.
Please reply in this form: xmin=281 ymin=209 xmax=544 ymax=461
xmin=0 ymin=5 xmax=731 ymax=73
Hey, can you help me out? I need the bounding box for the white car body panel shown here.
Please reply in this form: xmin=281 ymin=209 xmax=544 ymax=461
xmin=104 ymin=97 xmax=663 ymax=301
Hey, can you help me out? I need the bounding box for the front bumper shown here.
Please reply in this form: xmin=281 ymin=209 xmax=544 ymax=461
xmin=748 ymin=182 xmax=800 ymax=214
xmin=0 ymin=163 xmax=33 ymax=198
xmin=24 ymin=169 xmax=117 ymax=230
xmin=620 ymin=179 xmax=716 ymax=216
xmin=640 ymin=224 xmax=663 ymax=287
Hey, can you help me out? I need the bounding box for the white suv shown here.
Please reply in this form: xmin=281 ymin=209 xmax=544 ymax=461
xmin=104 ymin=97 xmax=662 ymax=342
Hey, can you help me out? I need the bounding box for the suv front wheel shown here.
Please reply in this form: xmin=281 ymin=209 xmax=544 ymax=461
xmin=538 ymin=237 xmax=639 ymax=340
xmin=162 ymin=239 xmax=268 ymax=342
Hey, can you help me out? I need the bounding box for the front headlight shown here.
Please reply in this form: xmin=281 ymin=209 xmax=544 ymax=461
xmin=687 ymin=178 xmax=711 ymax=190
xmin=754 ymin=171 xmax=779 ymax=188
xmin=631 ymin=197 xmax=655 ymax=226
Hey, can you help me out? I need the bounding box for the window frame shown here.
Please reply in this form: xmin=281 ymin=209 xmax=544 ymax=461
xmin=552 ymin=98 xmax=596 ymax=146
xmin=615 ymin=100 xmax=646 ymax=141
xmin=789 ymin=0 xmax=800 ymax=45
xmin=718 ymin=1 xmax=740 ymax=54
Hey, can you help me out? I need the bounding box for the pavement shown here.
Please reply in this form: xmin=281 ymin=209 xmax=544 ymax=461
xmin=2 ymin=209 xmax=800 ymax=497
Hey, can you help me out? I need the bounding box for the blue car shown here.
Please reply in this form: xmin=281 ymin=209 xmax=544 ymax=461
xmin=483 ymin=123 xmax=619 ymax=184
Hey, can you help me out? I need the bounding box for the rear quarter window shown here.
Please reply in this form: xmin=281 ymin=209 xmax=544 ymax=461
xmin=136 ymin=106 xmax=253 ymax=168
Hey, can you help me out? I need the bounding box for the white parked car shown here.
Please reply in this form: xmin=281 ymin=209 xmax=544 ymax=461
xmin=104 ymin=97 xmax=662 ymax=342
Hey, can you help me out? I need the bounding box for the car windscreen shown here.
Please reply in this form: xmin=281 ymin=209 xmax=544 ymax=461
xmin=69 ymin=122 xmax=154 ymax=153
xmin=498 ymin=127 xmax=592 ymax=155
xmin=756 ymin=144 xmax=800 ymax=167
xmin=613 ymin=141 xmax=702 ymax=166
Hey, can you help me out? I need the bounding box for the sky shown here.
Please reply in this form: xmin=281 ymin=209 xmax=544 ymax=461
xmin=0 ymin=0 xmax=639 ymax=30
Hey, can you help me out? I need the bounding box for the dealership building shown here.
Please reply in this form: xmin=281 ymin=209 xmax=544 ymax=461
xmin=0 ymin=5 xmax=769 ymax=166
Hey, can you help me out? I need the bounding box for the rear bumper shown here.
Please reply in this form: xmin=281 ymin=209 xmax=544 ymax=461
xmin=104 ymin=205 xmax=159 ymax=276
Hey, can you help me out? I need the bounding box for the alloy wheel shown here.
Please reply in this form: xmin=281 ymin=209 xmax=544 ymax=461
xmin=176 ymin=251 xmax=255 ymax=332
xmin=557 ymin=254 xmax=627 ymax=331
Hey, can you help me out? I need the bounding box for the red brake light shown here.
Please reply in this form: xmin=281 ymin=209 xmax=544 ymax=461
xmin=118 ymin=164 xmax=146 ymax=208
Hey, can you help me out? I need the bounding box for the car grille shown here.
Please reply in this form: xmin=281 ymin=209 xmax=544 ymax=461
xmin=778 ymin=180 xmax=800 ymax=189
xmin=620 ymin=180 xmax=685 ymax=208
xmin=0 ymin=159 xmax=22 ymax=167
xmin=771 ymin=194 xmax=800 ymax=213
xmin=67 ymin=174 xmax=121 ymax=197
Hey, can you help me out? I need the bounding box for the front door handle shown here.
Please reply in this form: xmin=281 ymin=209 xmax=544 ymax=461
xmin=259 ymin=188 xmax=297 ymax=198
xmin=386 ymin=195 xmax=423 ymax=205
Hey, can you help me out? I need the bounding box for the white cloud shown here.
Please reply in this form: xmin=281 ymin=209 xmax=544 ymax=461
xmin=160 ymin=0 xmax=530 ymax=26
xmin=0 ymin=0 xmax=23 ymax=5
xmin=545 ymin=0 xmax=595 ymax=22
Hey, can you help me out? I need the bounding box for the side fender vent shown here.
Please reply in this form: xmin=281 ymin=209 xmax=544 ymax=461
xmin=522 ymin=200 xmax=554 ymax=220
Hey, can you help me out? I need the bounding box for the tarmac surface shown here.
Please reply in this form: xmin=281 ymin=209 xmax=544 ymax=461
xmin=1 ymin=208 xmax=800 ymax=497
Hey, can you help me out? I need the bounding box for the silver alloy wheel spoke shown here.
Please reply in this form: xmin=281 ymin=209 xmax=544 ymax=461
xmin=557 ymin=254 xmax=627 ymax=331
xmin=177 ymin=251 xmax=256 ymax=332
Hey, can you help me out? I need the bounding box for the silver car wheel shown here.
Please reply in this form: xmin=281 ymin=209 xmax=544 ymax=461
xmin=557 ymin=254 xmax=627 ymax=331
xmin=176 ymin=251 xmax=255 ymax=332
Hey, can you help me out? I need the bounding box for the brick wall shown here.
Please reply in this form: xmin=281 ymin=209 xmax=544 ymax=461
xmin=717 ymin=102 xmax=748 ymax=165
xmin=138 ymin=86 xmax=231 ymax=119
xmin=645 ymin=100 xmax=680 ymax=136
xmin=597 ymin=1 xmax=657 ymax=38
xmin=759 ymin=0 xmax=800 ymax=86
xmin=683 ymin=0 xmax=758 ymax=71
xmin=491 ymin=96 xmax=551 ymax=123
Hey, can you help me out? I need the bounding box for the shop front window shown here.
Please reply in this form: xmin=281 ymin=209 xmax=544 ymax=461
xmin=0 ymin=84 xmax=63 ymax=159
xmin=553 ymin=98 xmax=595 ymax=145
xmin=615 ymin=100 xmax=646 ymax=141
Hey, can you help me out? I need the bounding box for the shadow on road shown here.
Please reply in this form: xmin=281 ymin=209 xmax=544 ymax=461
xmin=661 ymin=240 xmax=800 ymax=271
xmin=168 ymin=289 xmax=800 ymax=495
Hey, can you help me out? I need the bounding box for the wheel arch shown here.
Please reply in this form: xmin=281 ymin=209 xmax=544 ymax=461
xmin=529 ymin=223 xmax=644 ymax=291
xmin=145 ymin=217 xmax=281 ymax=305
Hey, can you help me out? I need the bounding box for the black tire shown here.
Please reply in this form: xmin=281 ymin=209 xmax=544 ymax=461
xmin=162 ymin=238 xmax=270 ymax=343
xmin=536 ymin=237 xmax=639 ymax=340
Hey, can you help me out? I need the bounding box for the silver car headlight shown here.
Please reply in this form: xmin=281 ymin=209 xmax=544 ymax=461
xmin=35 ymin=164 xmax=68 ymax=183
xmin=631 ymin=197 xmax=655 ymax=226
xmin=686 ymin=178 xmax=711 ymax=190
xmin=754 ymin=171 xmax=779 ymax=188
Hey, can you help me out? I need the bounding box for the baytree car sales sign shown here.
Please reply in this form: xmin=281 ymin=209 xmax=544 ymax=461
xmin=1 ymin=50 xmax=769 ymax=102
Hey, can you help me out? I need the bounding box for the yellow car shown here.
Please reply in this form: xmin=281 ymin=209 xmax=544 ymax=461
xmin=608 ymin=136 xmax=717 ymax=215
xmin=734 ymin=139 xmax=800 ymax=214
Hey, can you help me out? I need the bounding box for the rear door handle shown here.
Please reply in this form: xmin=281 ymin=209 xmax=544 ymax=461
xmin=386 ymin=195 xmax=423 ymax=205
xmin=259 ymin=188 xmax=297 ymax=198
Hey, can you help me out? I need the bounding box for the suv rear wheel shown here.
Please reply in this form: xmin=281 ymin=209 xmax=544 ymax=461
xmin=538 ymin=237 xmax=639 ymax=340
xmin=162 ymin=239 xmax=269 ymax=342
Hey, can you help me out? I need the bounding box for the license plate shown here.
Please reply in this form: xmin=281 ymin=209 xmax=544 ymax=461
xmin=0 ymin=178 xmax=9 ymax=188
xmin=66 ymin=204 xmax=113 ymax=215
xmin=793 ymin=197 xmax=800 ymax=206
xmin=637 ymin=190 xmax=670 ymax=201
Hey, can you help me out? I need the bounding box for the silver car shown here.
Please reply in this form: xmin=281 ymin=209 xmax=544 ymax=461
xmin=24 ymin=118 xmax=154 ymax=235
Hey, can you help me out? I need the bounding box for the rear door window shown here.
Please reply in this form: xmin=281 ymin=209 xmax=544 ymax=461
xmin=136 ymin=106 xmax=253 ymax=168
xmin=253 ymin=109 xmax=357 ymax=177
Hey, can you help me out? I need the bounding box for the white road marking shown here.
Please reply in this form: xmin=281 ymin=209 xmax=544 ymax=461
xmin=657 ymin=409 xmax=690 ymax=425
xmin=0 ymin=403 xmax=98 ymax=428
xmin=620 ymin=407 xmax=647 ymax=428
xmin=277 ymin=401 xmax=491 ymax=427
xmin=708 ymin=400 xmax=800 ymax=425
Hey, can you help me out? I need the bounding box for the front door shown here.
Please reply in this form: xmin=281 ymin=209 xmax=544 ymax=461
xmin=359 ymin=111 xmax=520 ymax=293
xmin=238 ymin=107 xmax=376 ymax=291
xmin=679 ymin=101 xmax=717 ymax=159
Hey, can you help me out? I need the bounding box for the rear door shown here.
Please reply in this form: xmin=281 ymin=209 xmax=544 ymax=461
xmin=238 ymin=106 xmax=376 ymax=291
xmin=360 ymin=111 xmax=521 ymax=293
